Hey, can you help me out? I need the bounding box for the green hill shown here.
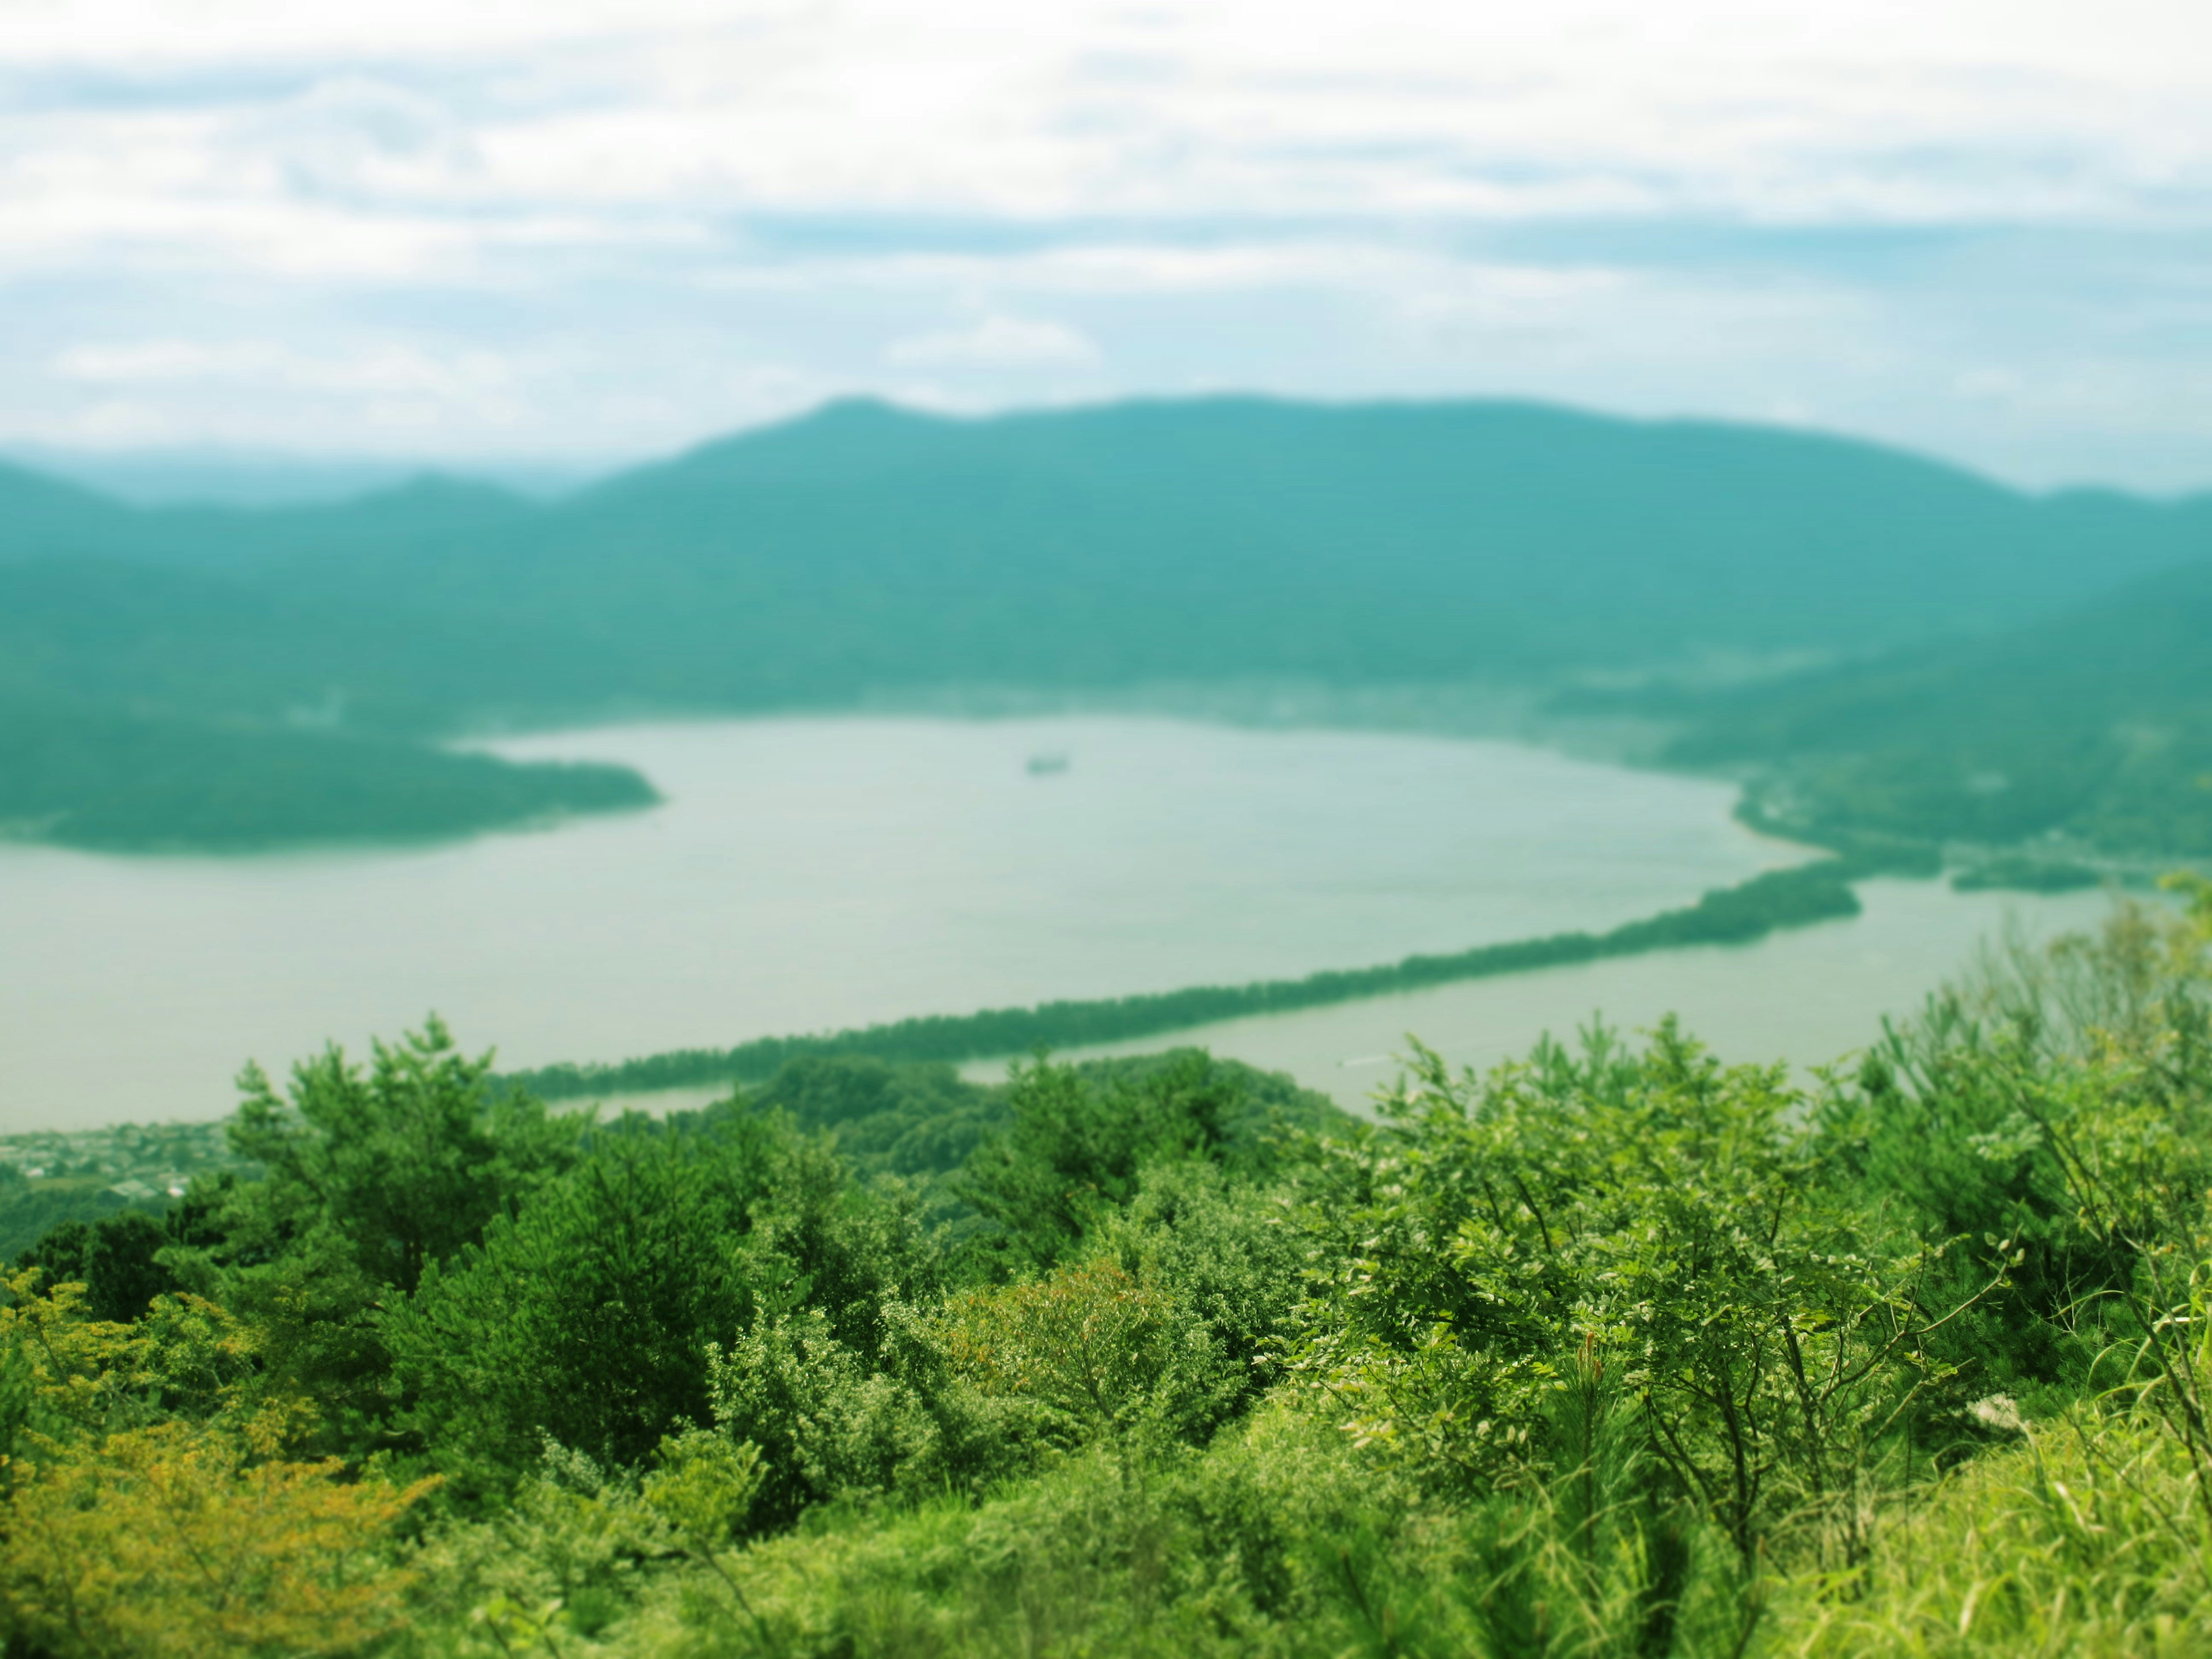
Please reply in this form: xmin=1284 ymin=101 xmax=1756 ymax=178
xmin=0 ymin=462 xmax=536 ymax=575
xmin=0 ymin=462 xmax=146 ymax=560
xmin=17 ymin=399 xmax=2212 ymax=712
xmin=6 ymin=396 xmax=2207 ymax=850
xmin=0 ymin=554 xmax=659 ymax=852
xmin=0 ymin=683 xmax=658 ymax=853
xmin=0 ymin=556 xmax=635 ymax=734
xmin=1669 ymin=558 xmax=2212 ymax=856
xmin=201 ymin=398 xmax=2212 ymax=699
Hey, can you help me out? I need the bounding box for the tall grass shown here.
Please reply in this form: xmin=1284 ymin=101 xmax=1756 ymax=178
xmin=1772 ymin=1407 xmax=2212 ymax=1655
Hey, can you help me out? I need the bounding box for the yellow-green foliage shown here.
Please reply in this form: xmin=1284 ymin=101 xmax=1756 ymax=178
xmin=2 ymin=1416 xmax=434 ymax=1658
xmin=0 ymin=1267 xmax=434 ymax=1658
xmin=0 ymin=1268 xmax=262 ymax=1446
xmin=942 ymin=1255 xmax=1224 ymax=1444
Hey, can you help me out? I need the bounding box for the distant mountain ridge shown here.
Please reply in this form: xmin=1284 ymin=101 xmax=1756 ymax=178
xmin=11 ymin=396 xmax=2212 ymax=704
xmin=0 ymin=463 xmax=536 ymax=575
xmin=0 ymin=446 xmax=600 ymax=507
xmin=3 ymin=395 xmax=2208 ymax=850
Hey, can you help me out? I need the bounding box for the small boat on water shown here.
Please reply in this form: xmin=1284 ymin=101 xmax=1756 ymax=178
xmin=1025 ymin=752 xmax=1070 ymax=777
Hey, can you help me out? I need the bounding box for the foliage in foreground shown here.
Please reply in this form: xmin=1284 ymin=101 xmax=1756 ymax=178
xmin=2 ymin=881 xmax=2211 ymax=1655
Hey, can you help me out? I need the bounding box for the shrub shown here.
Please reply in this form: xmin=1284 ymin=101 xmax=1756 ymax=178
xmin=1293 ymin=1024 xmax=2002 ymax=1565
xmin=0 ymin=1415 xmax=434 ymax=1658
xmin=941 ymin=1254 xmax=1237 ymax=1453
xmin=383 ymin=1116 xmax=796 ymax=1492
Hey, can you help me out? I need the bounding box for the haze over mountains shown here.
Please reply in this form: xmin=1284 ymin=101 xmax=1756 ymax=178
xmin=4 ymin=396 xmax=2208 ymax=853
xmin=0 ymin=448 xmax=599 ymax=509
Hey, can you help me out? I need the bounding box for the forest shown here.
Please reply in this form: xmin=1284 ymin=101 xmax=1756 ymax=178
xmin=5 ymin=878 xmax=2211 ymax=1656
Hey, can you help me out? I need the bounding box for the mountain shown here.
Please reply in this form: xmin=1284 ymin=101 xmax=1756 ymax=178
xmin=0 ymin=556 xmax=626 ymax=734
xmin=0 ymin=469 xmax=538 ymax=577
xmin=5 ymin=396 xmax=2209 ymax=851
xmin=0 ymin=475 xmax=654 ymax=850
xmin=0 ymin=463 xmax=144 ymax=563
xmin=14 ymin=397 xmax=2211 ymax=710
xmin=0 ymin=446 xmax=599 ymax=507
xmin=1670 ymin=558 xmax=2212 ymax=855
xmin=240 ymin=397 xmax=2212 ymax=695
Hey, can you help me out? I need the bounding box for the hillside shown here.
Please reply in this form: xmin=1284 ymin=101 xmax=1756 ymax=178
xmin=1669 ymin=558 xmax=2212 ymax=855
xmin=0 ymin=463 xmax=144 ymax=560
xmin=0 ymin=684 xmax=658 ymax=853
xmin=16 ymin=399 xmax=2212 ymax=711
xmin=6 ymin=396 xmax=2208 ymax=850
xmin=0 ymin=556 xmax=637 ymax=735
xmin=0 ymin=552 xmax=660 ymax=851
xmin=10 ymin=892 xmax=2212 ymax=1653
xmin=0 ymin=463 xmax=536 ymax=576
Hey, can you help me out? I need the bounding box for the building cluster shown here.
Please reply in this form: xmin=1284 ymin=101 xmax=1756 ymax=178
xmin=0 ymin=1119 xmax=242 ymax=1202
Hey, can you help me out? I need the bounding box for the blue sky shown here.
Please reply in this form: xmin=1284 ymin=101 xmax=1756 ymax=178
xmin=3 ymin=0 xmax=2209 ymax=491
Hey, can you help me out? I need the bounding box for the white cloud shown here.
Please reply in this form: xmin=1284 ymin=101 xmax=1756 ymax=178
xmin=886 ymin=315 xmax=1100 ymax=368
xmin=5 ymin=1 xmax=2209 ymax=247
xmin=1 ymin=1 xmax=2210 ymax=482
xmin=52 ymin=340 xmax=229 ymax=383
xmin=54 ymin=339 xmax=518 ymax=397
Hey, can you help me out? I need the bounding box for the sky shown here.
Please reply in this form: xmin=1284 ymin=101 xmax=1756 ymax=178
xmin=3 ymin=0 xmax=2210 ymax=491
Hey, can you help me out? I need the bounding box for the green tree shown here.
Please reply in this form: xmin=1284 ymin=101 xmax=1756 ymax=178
xmin=226 ymin=1016 xmax=573 ymax=1297
xmin=18 ymin=1212 xmax=179 ymax=1323
xmin=383 ymin=1110 xmax=925 ymax=1497
xmin=162 ymin=1018 xmax=577 ymax=1448
xmin=748 ymin=1055 xmax=1008 ymax=1178
xmin=960 ymin=1051 xmax=1249 ymax=1274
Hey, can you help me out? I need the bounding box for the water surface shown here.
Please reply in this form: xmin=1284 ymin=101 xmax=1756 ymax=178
xmin=0 ymin=717 xmax=1790 ymax=1130
xmin=965 ymin=879 xmax=2128 ymax=1109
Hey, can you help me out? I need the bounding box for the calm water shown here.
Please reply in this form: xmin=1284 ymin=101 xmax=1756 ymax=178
xmin=1 ymin=717 xmax=1800 ymax=1131
xmin=964 ymin=878 xmax=2129 ymax=1109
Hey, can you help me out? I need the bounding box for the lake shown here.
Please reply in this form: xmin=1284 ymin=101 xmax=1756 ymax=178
xmin=962 ymin=877 xmax=2126 ymax=1109
xmin=0 ymin=715 xmax=2114 ymax=1131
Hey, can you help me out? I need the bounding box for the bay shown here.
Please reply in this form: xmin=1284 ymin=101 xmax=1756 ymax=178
xmin=1 ymin=715 xmax=1791 ymax=1132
